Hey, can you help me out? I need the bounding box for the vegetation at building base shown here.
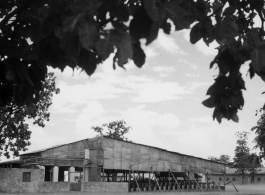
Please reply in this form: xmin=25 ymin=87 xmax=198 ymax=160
xmin=92 ymin=120 xmax=132 ymax=142
xmin=0 ymin=73 xmax=59 ymax=159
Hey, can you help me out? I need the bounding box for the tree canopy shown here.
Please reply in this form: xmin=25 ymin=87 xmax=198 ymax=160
xmin=252 ymin=111 xmax=265 ymax=157
xmin=1 ymin=0 xmax=265 ymax=123
xmin=0 ymin=72 xmax=59 ymax=159
xmin=233 ymin=131 xmax=262 ymax=184
xmin=92 ymin=120 xmax=132 ymax=141
xmin=208 ymin=154 xmax=233 ymax=166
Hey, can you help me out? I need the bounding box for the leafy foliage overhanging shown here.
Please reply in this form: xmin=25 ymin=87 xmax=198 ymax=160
xmin=1 ymin=0 xmax=265 ymax=123
xmin=0 ymin=73 xmax=59 ymax=158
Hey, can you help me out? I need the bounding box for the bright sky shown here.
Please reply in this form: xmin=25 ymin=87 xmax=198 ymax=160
xmin=2 ymin=29 xmax=265 ymax=162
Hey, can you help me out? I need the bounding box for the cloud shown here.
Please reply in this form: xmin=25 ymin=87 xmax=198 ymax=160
xmin=189 ymin=82 xmax=211 ymax=91
xmin=155 ymin=118 xmax=255 ymax=159
xmin=144 ymin=47 xmax=157 ymax=58
xmin=75 ymin=101 xmax=114 ymax=137
xmin=178 ymin=58 xmax=197 ymax=69
xmin=73 ymin=103 xmax=181 ymax=148
xmin=155 ymin=31 xmax=180 ymax=53
xmin=153 ymin=66 xmax=175 ymax=73
xmin=50 ymin=79 xmax=129 ymax=113
xmin=185 ymin=73 xmax=200 ymax=78
xmin=143 ymin=30 xmax=186 ymax=55
xmin=131 ymin=80 xmax=191 ymax=102
xmin=122 ymin=106 xmax=180 ymax=147
xmin=195 ymin=40 xmax=219 ymax=56
xmin=152 ymin=66 xmax=175 ymax=78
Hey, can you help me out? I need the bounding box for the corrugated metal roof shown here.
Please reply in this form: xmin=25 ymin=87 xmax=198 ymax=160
xmin=19 ymin=136 xmax=224 ymax=165
xmin=226 ymin=168 xmax=265 ymax=174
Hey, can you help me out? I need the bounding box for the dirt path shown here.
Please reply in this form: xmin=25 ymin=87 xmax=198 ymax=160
xmin=1 ymin=184 xmax=265 ymax=195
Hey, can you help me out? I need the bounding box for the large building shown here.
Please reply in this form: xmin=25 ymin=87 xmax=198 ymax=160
xmin=0 ymin=136 xmax=227 ymax=193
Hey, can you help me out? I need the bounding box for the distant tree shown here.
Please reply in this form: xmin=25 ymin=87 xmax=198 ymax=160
xmin=248 ymin=153 xmax=262 ymax=184
xmin=233 ymin=131 xmax=250 ymax=184
xmin=233 ymin=131 xmax=262 ymax=184
xmin=252 ymin=111 xmax=265 ymax=158
xmin=0 ymin=73 xmax=59 ymax=159
xmin=2 ymin=0 xmax=265 ymax=124
xmin=208 ymin=154 xmax=233 ymax=167
xmin=92 ymin=120 xmax=132 ymax=142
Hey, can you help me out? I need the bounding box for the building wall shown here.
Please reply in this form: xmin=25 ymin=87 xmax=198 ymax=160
xmin=210 ymin=174 xmax=265 ymax=185
xmin=103 ymin=137 xmax=225 ymax=174
xmin=82 ymin=182 xmax=128 ymax=193
xmin=0 ymin=168 xmax=44 ymax=193
xmin=0 ymin=168 xmax=127 ymax=193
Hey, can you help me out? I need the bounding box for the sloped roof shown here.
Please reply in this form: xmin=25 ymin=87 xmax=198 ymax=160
xmin=226 ymin=168 xmax=265 ymax=174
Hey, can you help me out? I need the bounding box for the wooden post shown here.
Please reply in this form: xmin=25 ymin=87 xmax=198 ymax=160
xmin=168 ymin=169 xmax=170 ymax=191
xmin=150 ymin=167 xmax=162 ymax=193
xmin=207 ymin=173 xmax=222 ymax=192
xmin=131 ymin=166 xmax=141 ymax=193
xmin=169 ymin=170 xmax=182 ymax=192
xmin=149 ymin=171 xmax=151 ymax=191
xmin=129 ymin=170 xmax=131 ymax=192
xmin=188 ymin=172 xmax=190 ymax=191
xmin=189 ymin=171 xmax=203 ymax=192
xmin=206 ymin=173 xmax=209 ymax=191
xmin=225 ymin=173 xmax=238 ymax=192
xmin=223 ymin=173 xmax=225 ymax=188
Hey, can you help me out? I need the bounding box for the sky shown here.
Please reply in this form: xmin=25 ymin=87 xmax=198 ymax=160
xmin=2 ymin=28 xmax=265 ymax=163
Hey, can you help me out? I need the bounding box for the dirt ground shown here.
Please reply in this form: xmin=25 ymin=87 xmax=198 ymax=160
xmin=1 ymin=184 xmax=265 ymax=195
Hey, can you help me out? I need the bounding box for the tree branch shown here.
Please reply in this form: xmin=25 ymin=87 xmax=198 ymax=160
xmin=0 ymin=7 xmax=20 ymax=26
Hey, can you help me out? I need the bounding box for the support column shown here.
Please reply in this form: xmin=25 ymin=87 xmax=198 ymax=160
xmin=44 ymin=166 xmax=53 ymax=182
xmin=69 ymin=167 xmax=75 ymax=182
xmin=206 ymin=174 xmax=209 ymax=191
xmin=83 ymin=167 xmax=89 ymax=182
xmin=53 ymin=166 xmax=59 ymax=182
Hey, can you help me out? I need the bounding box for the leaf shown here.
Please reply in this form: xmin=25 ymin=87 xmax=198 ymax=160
xmin=202 ymin=97 xmax=215 ymax=108
xmin=232 ymin=113 xmax=239 ymax=122
xmin=143 ymin=0 xmax=159 ymax=21
xmin=78 ymin=49 xmax=97 ymax=76
xmin=132 ymin=41 xmax=146 ymax=68
xmin=95 ymin=33 xmax=115 ymax=61
xmin=164 ymin=1 xmax=194 ymax=31
xmin=111 ymin=30 xmax=133 ymax=67
xmin=5 ymin=70 xmax=17 ymax=83
xmin=162 ymin=20 xmax=171 ymax=34
xmin=190 ymin=22 xmax=202 ymax=44
xmin=223 ymin=6 xmax=237 ymax=16
xmin=78 ymin=20 xmax=99 ymax=51
xmin=129 ymin=7 xmax=152 ymax=40
xmin=251 ymin=43 xmax=265 ymax=73
xmin=215 ymin=16 xmax=239 ymax=45
xmin=212 ymin=0 xmax=222 ymax=21
xmin=14 ymin=62 xmax=29 ymax=82
xmin=164 ymin=1 xmax=186 ymax=19
xmin=146 ymin=21 xmax=159 ymax=45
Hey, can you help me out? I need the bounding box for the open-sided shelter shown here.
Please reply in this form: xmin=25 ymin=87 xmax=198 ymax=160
xmin=0 ymin=136 xmax=226 ymax=193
